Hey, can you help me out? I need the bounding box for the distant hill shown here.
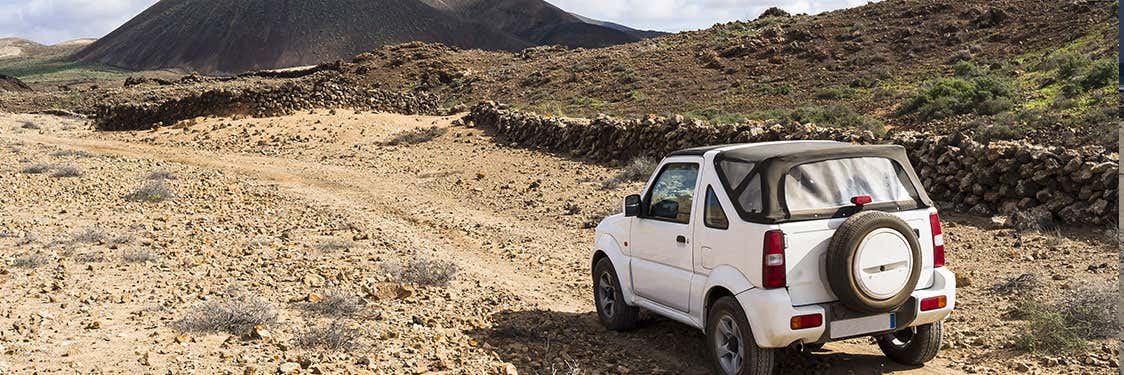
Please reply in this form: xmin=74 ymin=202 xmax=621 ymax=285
xmin=0 ymin=38 xmax=93 ymax=60
xmin=74 ymin=0 xmax=654 ymax=74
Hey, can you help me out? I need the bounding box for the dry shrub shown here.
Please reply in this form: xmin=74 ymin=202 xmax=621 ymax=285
xmin=146 ymin=170 xmax=176 ymax=180
xmin=294 ymin=319 xmax=366 ymax=352
xmin=71 ymin=227 xmax=110 ymax=244
xmin=303 ymin=289 xmax=362 ymax=317
xmin=50 ymin=149 xmax=93 ymax=158
xmin=991 ymin=273 xmax=1039 ymax=294
xmin=1013 ymin=284 xmax=1119 ymax=353
xmin=382 ymin=258 xmax=459 ymax=286
xmin=12 ymin=252 xmax=51 ymax=268
xmin=121 ymin=248 xmax=158 ymax=263
xmin=127 ymin=180 xmax=173 ymax=202
xmin=172 ymin=295 xmax=278 ymax=335
xmin=21 ymin=163 xmax=50 ymax=174
xmin=384 ymin=126 xmax=447 ymax=145
xmin=602 ymin=156 xmax=658 ymax=189
xmin=314 ymin=237 xmax=353 ymax=252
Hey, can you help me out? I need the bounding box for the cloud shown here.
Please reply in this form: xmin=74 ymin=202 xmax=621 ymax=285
xmin=0 ymin=0 xmax=156 ymax=44
xmin=548 ymin=0 xmax=874 ymax=31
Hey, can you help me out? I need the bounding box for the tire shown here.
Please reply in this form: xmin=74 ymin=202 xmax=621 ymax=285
xmin=706 ymin=297 xmax=775 ymax=375
xmin=593 ymin=258 xmax=638 ymax=331
xmin=826 ymin=211 xmax=922 ymax=314
xmin=877 ymin=321 xmax=943 ymax=365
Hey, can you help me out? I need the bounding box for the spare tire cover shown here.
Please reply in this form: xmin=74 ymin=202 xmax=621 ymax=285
xmin=826 ymin=211 xmax=922 ymax=314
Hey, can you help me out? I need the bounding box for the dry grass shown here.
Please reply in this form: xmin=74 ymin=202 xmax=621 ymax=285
xmin=294 ymin=319 xmax=366 ymax=352
xmin=126 ymin=180 xmax=173 ymax=202
xmin=382 ymin=258 xmax=459 ymax=286
xmin=172 ymin=295 xmax=278 ymax=335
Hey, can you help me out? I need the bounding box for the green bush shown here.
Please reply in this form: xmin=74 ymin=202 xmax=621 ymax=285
xmin=752 ymin=105 xmax=885 ymax=136
xmin=897 ymin=74 xmax=1014 ymax=121
xmin=813 ymin=86 xmax=857 ymax=100
xmin=1079 ymin=58 xmax=1117 ymax=91
xmin=1011 ymin=286 xmax=1119 ymax=354
xmin=1012 ymin=299 xmax=1087 ymax=353
xmin=684 ymin=108 xmax=748 ymax=124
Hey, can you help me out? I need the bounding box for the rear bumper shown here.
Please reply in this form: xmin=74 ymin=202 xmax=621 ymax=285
xmin=735 ymin=267 xmax=956 ymax=348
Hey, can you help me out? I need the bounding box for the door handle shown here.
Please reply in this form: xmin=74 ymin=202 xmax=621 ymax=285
xmin=676 ymin=235 xmax=687 ymax=244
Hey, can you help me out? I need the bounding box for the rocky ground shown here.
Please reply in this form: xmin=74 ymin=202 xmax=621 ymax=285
xmin=0 ymin=111 xmax=1117 ymax=374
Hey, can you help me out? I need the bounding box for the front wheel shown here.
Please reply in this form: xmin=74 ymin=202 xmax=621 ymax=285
xmin=707 ymin=297 xmax=775 ymax=375
xmin=876 ymin=321 xmax=943 ymax=365
xmin=592 ymin=258 xmax=638 ymax=331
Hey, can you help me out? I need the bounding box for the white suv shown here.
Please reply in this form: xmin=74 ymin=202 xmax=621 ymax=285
xmin=591 ymin=141 xmax=955 ymax=374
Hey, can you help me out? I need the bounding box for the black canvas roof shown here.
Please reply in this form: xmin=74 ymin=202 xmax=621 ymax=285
xmin=704 ymin=141 xmax=934 ymax=223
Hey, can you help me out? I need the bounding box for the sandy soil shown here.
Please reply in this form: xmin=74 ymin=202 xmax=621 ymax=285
xmin=0 ymin=111 xmax=1115 ymax=374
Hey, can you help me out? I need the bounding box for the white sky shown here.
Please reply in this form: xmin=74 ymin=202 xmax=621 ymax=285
xmin=0 ymin=0 xmax=873 ymax=45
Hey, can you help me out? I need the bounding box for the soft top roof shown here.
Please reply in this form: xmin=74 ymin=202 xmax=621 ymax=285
xmin=703 ymin=141 xmax=934 ymax=223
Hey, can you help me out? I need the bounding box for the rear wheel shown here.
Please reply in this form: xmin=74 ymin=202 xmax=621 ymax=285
xmin=877 ymin=321 xmax=943 ymax=365
xmin=707 ymin=297 xmax=774 ymax=375
xmin=592 ymin=258 xmax=638 ymax=331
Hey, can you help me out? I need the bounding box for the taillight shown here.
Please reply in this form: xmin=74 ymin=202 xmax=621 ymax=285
xmin=930 ymin=212 xmax=945 ymax=267
xmin=920 ymin=296 xmax=947 ymax=311
xmin=790 ymin=313 xmax=823 ymax=330
xmin=763 ymin=230 xmax=786 ymax=289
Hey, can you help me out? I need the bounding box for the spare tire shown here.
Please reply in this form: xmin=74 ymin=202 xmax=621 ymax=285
xmin=827 ymin=211 xmax=921 ymax=314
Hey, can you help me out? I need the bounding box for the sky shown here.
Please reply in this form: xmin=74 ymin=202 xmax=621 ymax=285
xmin=1 ymin=0 xmax=873 ymax=45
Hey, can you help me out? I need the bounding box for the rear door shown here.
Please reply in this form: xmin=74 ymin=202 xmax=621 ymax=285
xmin=782 ymin=210 xmax=934 ymax=306
xmin=776 ymin=157 xmax=934 ymax=306
xmin=630 ymin=161 xmax=700 ymax=312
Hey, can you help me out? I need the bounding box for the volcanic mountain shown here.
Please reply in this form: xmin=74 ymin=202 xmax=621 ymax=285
xmin=73 ymin=0 xmax=655 ymax=74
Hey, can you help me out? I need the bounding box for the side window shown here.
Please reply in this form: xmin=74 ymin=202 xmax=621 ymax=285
xmin=704 ymin=186 xmax=729 ymax=229
xmin=645 ymin=163 xmax=699 ymax=224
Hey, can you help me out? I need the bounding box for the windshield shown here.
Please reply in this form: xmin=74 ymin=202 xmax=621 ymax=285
xmin=783 ymin=157 xmax=920 ymax=213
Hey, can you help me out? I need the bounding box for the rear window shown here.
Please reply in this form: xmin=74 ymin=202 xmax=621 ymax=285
xmin=783 ymin=157 xmax=919 ymax=213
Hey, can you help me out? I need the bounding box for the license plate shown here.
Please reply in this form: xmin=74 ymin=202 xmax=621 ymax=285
xmin=830 ymin=313 xmax=896 ymax=339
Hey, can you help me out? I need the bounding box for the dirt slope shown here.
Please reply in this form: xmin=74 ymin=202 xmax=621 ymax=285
xmin=0 ymin=75 xmax=31 ymax=92
xmin=0 ymin=111 xmax=1115 ymax=374
xmin=73 ymin=0 xmax=645 ymax=74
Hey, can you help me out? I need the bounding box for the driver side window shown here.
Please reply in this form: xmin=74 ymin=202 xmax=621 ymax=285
xmin=645 ymin=163 xmax=700 ymax=224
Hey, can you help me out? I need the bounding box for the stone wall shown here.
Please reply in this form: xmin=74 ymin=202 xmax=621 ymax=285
xmin=466 ymin=102 xmax=1118 ymax=226
xmin=94 ymin=77 xmax=441 ymax=131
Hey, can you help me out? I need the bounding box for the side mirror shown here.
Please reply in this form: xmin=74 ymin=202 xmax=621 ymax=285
xmin=651 ymin=200 xmax=680 ymax=219
xmin=623 ymin=194 xmax=641 ymax=217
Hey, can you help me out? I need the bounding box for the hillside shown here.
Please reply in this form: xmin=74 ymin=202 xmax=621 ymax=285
xmin=73 ymin=0 xmax=648 ymax=74
xmin=0 ymin=38 xmax=128 ymax=87
xmin=336 ymin=0 xmax=1119 ymax=150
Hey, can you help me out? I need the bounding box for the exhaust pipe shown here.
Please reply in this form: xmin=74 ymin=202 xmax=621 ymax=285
xmin=790 ymin=340 xmax=805 ymax=352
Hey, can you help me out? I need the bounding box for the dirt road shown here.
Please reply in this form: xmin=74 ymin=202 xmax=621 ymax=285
xmin=0 ymin=111 xmax=979 ymax=374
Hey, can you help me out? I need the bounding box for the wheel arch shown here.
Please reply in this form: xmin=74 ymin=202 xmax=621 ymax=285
xmin=593 ymin=233 xmax=637 ymax=303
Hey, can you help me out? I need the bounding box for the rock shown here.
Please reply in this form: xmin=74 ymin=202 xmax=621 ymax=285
xmin=278 ymin=362 xmax=301 ymax=374
xmin=497 ymin=363 xmax=518 ymax=375
xmin=954 ymin=271 xmax=972 ymax=287
xmin=302 ymin=273 xmax=325 ymax=287
xmin=758 ymin=7 xmax=791 ymax=18
xmin=1007 ymin=206 xmax=1054 ymax=231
